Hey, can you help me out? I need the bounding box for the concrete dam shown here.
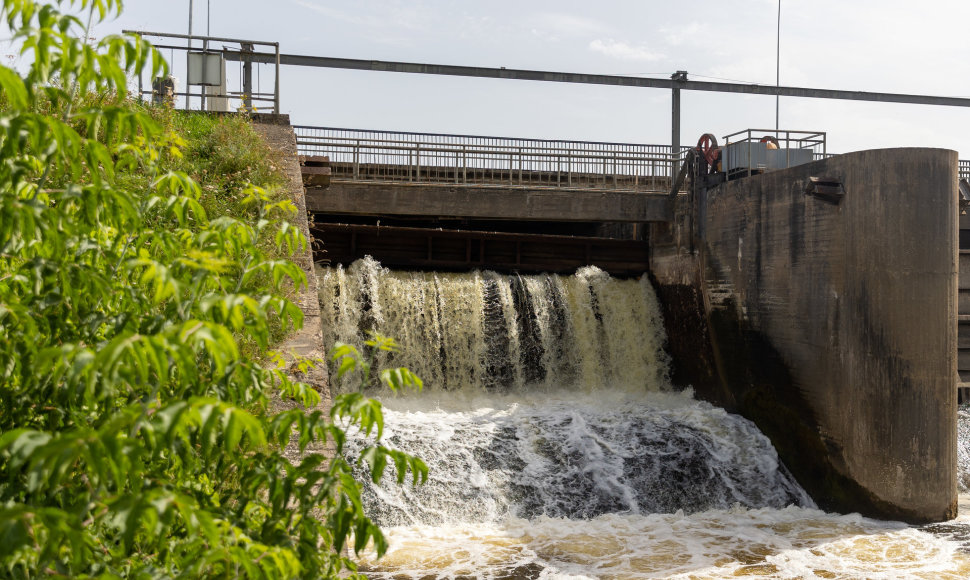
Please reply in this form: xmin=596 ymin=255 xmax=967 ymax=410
xmin=652 ymin=146 xmax=957 ymax=523
xmin=296 ymin=123 xmax=959 ymax=525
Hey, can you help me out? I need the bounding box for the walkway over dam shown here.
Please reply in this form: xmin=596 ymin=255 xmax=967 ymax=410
xmin=296 ymin=126 xmax=683 ymax=223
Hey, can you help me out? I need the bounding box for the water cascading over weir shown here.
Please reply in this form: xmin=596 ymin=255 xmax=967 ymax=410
xmin=318 ymin=258 xmax=813 ymax=522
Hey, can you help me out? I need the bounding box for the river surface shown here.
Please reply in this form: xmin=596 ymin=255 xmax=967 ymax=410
xmin=319 ymin=259 xmax=970 ymax=579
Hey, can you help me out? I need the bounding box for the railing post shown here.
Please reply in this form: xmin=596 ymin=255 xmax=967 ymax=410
xmin=613 ymin=153 xmax=618 ymax=189
xmin=509 ymin=152 xmax=513 ymax=185
xmin=274 ymin=43 xmax=280 ymax=115
xmin=557 ymin=155 xmax=561 ymax=187
xmin=415 ymin=143 xmax=421 ymax=181
xmin=462 ymin=145 xmax=467 ymax=184
xmin=455 ymin=150 xmax=459 ymax=184
xmin=353 ymin=139 xmax=360 ymax=180
xmin=241 ymin=42 xmax=254 ymax=113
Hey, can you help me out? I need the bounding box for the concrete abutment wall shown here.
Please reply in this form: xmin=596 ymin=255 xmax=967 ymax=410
xmin=651 ymin=148 xmax=958 ymax=523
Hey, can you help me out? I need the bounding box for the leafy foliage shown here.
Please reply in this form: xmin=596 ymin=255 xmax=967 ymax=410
xmin=0 ymin=1 xmax=426 ymax=577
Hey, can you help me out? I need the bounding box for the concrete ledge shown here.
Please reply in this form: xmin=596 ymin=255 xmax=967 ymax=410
xmin=253 ymin=120 xmax=329 ymax=407
xmin=306 ymin=181 xmax=673 ymax=223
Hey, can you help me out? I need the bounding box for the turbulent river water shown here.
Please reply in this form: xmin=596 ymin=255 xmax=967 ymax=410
xmin=318 ymin=258 xmax=970 ymax=579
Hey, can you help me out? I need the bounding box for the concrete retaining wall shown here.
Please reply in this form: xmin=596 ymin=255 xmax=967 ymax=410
xmin=652 ymin=148 xmax=958 ymax=523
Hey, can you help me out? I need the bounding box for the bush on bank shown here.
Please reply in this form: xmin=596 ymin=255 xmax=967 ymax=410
xmin=0 ymin=1 xmax=424 ymax=577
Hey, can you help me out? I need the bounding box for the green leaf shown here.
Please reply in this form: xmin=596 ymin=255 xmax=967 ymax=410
xmin=0 ymin=66 xmax=28 ymax=109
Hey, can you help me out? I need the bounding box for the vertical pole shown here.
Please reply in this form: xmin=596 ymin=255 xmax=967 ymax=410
xmin=201 ymin=38 xmax=208 ymax=111
xmin=671 ymin=71 xmax=687 ymax=183
xmin=776 ymin=0 xmax=781 ymax=137
xmin=274 ymin=44 xmax=281 ymax=114
xmin=186 ymin=0 xmax=193 ymax=111
xmin=241 ymin=42 xmax=254 ymax=112
xmin=354 ymin=140 xmax=360 ymax=180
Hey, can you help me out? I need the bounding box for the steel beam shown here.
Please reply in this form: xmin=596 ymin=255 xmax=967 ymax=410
xmin=224 ymin=52 xmax=970 ymax=109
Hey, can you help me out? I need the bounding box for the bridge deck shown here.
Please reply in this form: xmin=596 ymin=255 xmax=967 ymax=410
xmin=306 ymin=180 xmax=674 ymax=222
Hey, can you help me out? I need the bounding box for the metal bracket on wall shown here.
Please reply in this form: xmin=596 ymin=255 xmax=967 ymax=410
xmin=958 ymin=178 xmax=970 ymax=215
xmin=806 ymin=177 xmax=845 ymax=204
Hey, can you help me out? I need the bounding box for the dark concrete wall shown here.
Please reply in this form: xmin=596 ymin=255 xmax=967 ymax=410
xmin=652 ymin=148 xmax=958 ymax=523
xmin=306 ymin=182 xmax=671 ymax=222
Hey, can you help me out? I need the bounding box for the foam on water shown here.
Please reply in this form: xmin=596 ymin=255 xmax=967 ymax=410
xmin=360 ymin=509 xmax=970 ymax=579
xmin=344 ymin=391 xmax=811 ymax=528
xmin=345 ymin=393 xmax=970 ymax=578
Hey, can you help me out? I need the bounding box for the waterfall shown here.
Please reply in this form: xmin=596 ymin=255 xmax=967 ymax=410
xmin=318 ymin=257 xmax=669 ymax=393
xmin=318 ymin=257 xmax=810 ymax=519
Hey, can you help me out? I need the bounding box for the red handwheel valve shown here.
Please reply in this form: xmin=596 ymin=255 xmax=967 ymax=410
xmin=697 ymin=133 xmax=719 ymax=166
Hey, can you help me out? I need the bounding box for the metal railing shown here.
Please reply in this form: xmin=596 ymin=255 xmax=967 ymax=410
xmin=722 ymin=129 xmax=826 ymax=177
xmin=295 ymin=126 xmax=970 ymax=190
xmin=124 ymin=30 xmax=280 ymax=114
xmin=294 ymin=126 xmax=688 ymax=192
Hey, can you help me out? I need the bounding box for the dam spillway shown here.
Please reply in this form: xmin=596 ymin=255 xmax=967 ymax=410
xmin=316 ymin=258 xmax=970 ymax=577
xmin=293 ymin=114 xmax=959 ymax=525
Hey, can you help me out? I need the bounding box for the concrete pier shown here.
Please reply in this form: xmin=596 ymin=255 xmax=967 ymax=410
xmin=652 ymin=148 xmax=958 ymax=522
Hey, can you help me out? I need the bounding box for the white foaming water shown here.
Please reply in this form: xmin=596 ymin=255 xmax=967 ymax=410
xmin=346 ymin=391 xmax=811 ymax=527
xmin=362 ymin=508 xmax=970 ymax=579
xmin=959 ymin=406 xmax=970 ymax=492
xmin=318 ymin=259 xmax=970 ymax=578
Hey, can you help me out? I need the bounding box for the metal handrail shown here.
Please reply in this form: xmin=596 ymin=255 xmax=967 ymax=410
xmin=294 ymin=126 xmax=687 ymax=192
xmin=295 ymin=126 xmax=970 ymax=190
xmin=299 ymin=138 xmax=676 ymax=164
xmin=293 ymin=124 xmax=685 ymax=149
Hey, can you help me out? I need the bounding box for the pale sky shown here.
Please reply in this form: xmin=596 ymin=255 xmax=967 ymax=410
xmin=73 ymin=1 xmax=970 ymax=156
